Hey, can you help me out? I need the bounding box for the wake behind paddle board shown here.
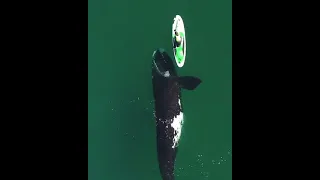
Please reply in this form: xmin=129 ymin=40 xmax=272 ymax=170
xmin=172 ymin=15 xmax=186 ymax=68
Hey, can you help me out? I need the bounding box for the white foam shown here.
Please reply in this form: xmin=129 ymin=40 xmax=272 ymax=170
xmin=170 ymin=99 xmax=184 ymax=148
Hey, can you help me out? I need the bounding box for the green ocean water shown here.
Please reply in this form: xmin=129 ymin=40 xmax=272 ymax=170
xmin=88 ymin=0 xmax=232 ymax=179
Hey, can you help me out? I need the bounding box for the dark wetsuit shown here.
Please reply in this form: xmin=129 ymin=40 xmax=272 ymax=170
xmin=173 ymin=36 xmax=181 ymax=48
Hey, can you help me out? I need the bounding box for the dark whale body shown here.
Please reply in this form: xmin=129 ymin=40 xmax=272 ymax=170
xmin=151 ymin=48 xmax=202 ymax=180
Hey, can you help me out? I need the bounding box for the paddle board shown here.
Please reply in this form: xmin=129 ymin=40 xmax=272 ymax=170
xmin=172 ymin=15 xmax=186 ymax=68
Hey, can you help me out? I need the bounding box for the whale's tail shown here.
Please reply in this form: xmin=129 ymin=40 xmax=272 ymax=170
xmin=158 ymin=157 xmax=175 ymax=180
xmin=157 ymin=140 xmax=177 ymax=180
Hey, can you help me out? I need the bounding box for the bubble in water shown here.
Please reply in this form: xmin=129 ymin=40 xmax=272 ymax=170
xmin=202 ymin=172 xmax=210 ymax=178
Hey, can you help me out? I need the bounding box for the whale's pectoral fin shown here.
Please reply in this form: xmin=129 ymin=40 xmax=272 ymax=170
xmin=178 ymin=76 xmax=202 ymax=90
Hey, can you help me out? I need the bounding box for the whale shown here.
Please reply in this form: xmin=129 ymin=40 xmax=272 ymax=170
xmin=151 ymin=48 xmax=202 ymax=180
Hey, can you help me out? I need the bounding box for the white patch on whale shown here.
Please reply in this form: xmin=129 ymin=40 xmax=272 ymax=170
xmin=164 ymin=71 xmax=170 ymax=77
xmin=170 ymin=99 xmax=184 ymax=148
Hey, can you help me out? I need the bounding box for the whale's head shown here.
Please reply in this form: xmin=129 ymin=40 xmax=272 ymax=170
xmin=152 ymin=48 xmax=177 ymax=78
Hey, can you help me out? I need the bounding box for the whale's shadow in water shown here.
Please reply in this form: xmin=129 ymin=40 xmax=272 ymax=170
xmin=103 ymin=85 xmax=161 ymax=179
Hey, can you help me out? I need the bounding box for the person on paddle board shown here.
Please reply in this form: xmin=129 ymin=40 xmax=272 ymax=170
xmin=173 ymin=30 xmax=184 ymax=61
xmin=173 ymin=30 xmax=182 ymax=47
